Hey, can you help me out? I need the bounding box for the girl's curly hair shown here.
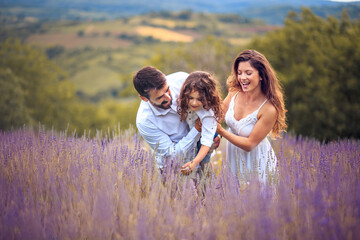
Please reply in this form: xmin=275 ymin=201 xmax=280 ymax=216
xmin=177 ymin=71 xmax=223 ymax=122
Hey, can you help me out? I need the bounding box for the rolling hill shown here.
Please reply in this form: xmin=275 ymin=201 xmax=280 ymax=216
xmin=1 ymin=0 xmax=359 ymax=24
xmin=17 ymin=11 xmax=275 ymax=99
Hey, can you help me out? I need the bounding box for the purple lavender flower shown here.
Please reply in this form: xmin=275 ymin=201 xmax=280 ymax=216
xmin=0 ymin=128 xmax=359 ymax=239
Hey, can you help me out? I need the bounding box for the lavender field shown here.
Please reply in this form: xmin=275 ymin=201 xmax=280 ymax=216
xmin=0 ymin=127 xmax=359 ymax=240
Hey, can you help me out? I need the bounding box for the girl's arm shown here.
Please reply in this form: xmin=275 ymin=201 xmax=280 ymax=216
xmin=181 ymin=145 xmax=210 ymax=174
xmin=181 ymin=107 xmax=218 ymax=174
xmin=217 ymin=103 xmax=277 ymax=152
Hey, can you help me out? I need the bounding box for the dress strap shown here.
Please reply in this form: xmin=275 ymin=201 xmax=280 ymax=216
xmin=233 ymin=91 xmax=240 ymax=100
xmin=230 ymin=91 xmax=240 ymax=106
xmin=257 ymin=99 xmax=268 ymax=111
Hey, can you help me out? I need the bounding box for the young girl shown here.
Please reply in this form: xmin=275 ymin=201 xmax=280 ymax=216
xmin=177 ymin=71 xmax=223 ymax=174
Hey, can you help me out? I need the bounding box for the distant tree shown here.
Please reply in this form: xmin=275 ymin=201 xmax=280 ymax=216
xmin=0 ymin=38 xmax=75 ymax=131
xmin=0 ymin=39 xmax=140 ymax=134
xmin=46 ymin=45 xmax=65 ymax=59
xmin=249 ymin=8 xmax=360 ymax=140
xmin=0 ymin=69 xmax=30 ymax=129
xmin=77 ymin=30 xmax=85 ymax=37
xmin=16 ymin=13 xmax=25 ymax=22
xmin=157 ymin=10 xmax=172 ymax=18
xmin=96 ymin=98 xmax=139 ymax=132
xmin=107 ymin=54 xmax=113 ymax=62
xmin=148 ymin=36 xmax=239 ymax=94
xmin=177 ymin=10 xmax=193 ymax=20
xmin=118 ymin=74 xmax=137 ymax=98
xmin=217 ymin=14 xmax=247 ymax=24
xmin=122 ymin=17 xmax=129 ymax=24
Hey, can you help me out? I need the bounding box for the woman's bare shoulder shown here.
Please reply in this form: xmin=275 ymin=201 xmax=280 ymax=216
xmin=222 ymin=89 xmax=239 ymax=113
xmin=260 ymin=100 xmax=277 ymax=118
xmin=227 ymin=89 xmax=238 ymax=98
xmin=223 ymin=89 xmax=238 ymax=103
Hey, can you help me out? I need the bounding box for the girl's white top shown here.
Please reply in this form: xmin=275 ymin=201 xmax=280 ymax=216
xmin=186 ymin=107 xmax=217 ymax=148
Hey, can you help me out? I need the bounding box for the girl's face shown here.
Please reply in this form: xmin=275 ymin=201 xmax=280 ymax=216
xmin=188 ymin=90 xmax=203 ymax=111
xmin=237 ymin=61 xmax=261 ymax=92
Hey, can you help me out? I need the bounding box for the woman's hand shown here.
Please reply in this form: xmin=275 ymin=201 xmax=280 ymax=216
xmin=180 ymin=160 xmax=197 ymax=175
xmin=210 ymin=135 xmax=221 ymax=151
xmin=216 ymin=123 xmax=225 ymax=136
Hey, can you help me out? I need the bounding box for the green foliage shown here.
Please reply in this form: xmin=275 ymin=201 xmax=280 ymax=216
xmin=0 ymin=68 xmax=30 ymax=128
xmin=0 ymin=38 xmax=75 ymax=131
xmin=118 ymin=33 xmax=160 ymax=44
xmin=3 ymin=9 xmax=358 ymax=140
xmin=66 ymin=98 xmax=139 ymax=136
xmin=46 ymin=45 xmax=65 ymax=59
xmin=0 ymin=39 xmax=140 ymax=135
xmin=2 ymin=11 xmax=273 ymax=102
xmin=77 ymin=30 xmax=85 ymax=37
xmin=148 ymin=36 xmax=241 ymax=94
xmin=0 ymin=18 xmax=47 ymax=42
xmin=240 ymin=3 xmax=360 ymax=25
xmin=217 ymin=14 xmax=249 ymax=24
xmin=118 ymin=73 xmax=138 ymax=98
xmin=97 ymin=98 xmax=139 ymax=131
xmin=249 ymin=8 xmax=360 ymax=140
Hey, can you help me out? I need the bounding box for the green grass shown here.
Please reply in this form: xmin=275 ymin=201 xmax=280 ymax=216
xmin=47 ymin=19 xmax=130 ymax=34
xmin=18 ymin=12 xmax=275 ymax=100
xmin=71 ymin=65 xmax=121 ymax=96
xmin=53 ymin=42 xmax=168 ymax=96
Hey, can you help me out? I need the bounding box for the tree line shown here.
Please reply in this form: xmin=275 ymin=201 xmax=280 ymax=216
xmin=1 ymin=8 xmax=359 ymax=140
xmin=0 ymin=38 xmax=138 ymax=136
xmin=148 ymin=8 xmax=360 ymax=141
xmin=248 ymin=8 xmax=360 ymax=140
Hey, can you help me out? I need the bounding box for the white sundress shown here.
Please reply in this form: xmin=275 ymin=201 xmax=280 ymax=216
xmin=225 ymin=91 xmax=277 ymax=184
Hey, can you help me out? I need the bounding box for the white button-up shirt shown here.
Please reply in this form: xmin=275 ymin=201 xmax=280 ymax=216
xmin=136 ymin=72 xmax=201 ymax=167
xmin=186 ymin=108 xmax=217 ymax=148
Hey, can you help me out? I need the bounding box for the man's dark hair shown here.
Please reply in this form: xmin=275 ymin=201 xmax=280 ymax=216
xmin=133 ymin=66 xmax=166 ymax=99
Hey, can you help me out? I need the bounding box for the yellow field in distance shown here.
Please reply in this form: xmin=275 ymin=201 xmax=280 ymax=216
xmin=135 ymin=26 xmax=193 ymax=42
xmin=149 ymin=18 xmax=196 ymax=29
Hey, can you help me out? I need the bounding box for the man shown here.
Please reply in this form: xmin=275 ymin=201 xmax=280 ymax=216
xmin=133 ymin=66 xmax=220 ymax=170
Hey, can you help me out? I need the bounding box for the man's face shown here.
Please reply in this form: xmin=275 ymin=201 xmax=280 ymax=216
xmin=146 ymin=83 xmax=172 ymax=109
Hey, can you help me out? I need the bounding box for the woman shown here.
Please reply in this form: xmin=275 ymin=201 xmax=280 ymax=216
xmin=217 ymin=50 xmax=287 ymax=183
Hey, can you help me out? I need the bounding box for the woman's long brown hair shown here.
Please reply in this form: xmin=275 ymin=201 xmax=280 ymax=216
xmin=227 ymin=50 xmax=287 ymax=138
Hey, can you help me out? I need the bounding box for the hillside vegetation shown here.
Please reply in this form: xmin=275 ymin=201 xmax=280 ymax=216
xmin=1 ymin=8 xmax=359 ymax=140
xmin=249 ymin=9 xmax=360 ymax=140
xmin=148 ymin=9 xmax=360 ymax=140
xmin=0 ymin=11 xmax=272 ymax=135
xmin=1 ymin=0 xmax=358 ymax=24
xmin=21 ymin=11 xmax=273 ymax=99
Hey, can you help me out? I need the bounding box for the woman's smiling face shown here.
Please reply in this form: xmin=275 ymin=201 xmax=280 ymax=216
xmin=237 ymin=61 xmax=261 ymax=92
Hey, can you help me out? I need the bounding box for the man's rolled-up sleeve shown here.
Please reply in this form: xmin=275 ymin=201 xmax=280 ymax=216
xmin=137 ymin=121 xmax=200 ymax=165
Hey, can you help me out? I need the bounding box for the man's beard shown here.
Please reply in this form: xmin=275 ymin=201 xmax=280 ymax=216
xmin=152 ymin=97 xmax=172 ymax=110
